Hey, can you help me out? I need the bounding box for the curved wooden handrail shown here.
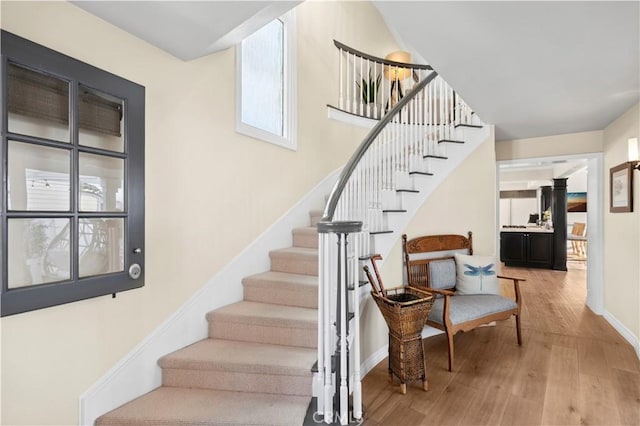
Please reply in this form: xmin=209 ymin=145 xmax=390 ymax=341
xmin=321 ymin=70 xmax=438 ymax=222
xmin=334 ymin=40 xmax=433 ymax=70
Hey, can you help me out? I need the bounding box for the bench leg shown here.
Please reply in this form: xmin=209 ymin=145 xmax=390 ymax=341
xmin=446 ymin=331 xmax=454 ymax=372
xmin=400 ymin=383 xmax=407 ymax=395
xmin=515 ymin=314 xmax=522 ymax=345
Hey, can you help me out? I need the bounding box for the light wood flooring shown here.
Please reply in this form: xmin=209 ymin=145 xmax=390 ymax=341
xmin=361 ymin=262 xmax=640 ymax=425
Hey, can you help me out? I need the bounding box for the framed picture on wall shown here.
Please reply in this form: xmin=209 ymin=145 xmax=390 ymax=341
xmin=567 ymin=192 xmax=587 ymax=212
xmin=610 ymin=162 xmax=634 ymax=213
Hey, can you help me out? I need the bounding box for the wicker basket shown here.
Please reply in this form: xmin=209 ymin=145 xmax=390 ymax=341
xmin=371 ymin=286 xmax=435 ymax=394
xmin=372 ymin=286 xmax=434 ymax=338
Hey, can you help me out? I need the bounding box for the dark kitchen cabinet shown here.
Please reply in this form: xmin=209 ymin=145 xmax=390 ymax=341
xmin=500 ymin=231 xmax=554 ymax=269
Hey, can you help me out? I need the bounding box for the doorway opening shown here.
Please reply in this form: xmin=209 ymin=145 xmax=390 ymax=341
xmin=496 ymin=152 xmax=604 ymax=315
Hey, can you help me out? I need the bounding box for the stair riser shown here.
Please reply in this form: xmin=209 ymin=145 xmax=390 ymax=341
xmin=292 ymin=232 xmax=318 ymax=248
xmin=244 ymin=286 xmax=318 ymax=309
xmin=270 ymin=255 xmax=318 ymax=276
xmin=310 ymin=213 xmax=323 ymax=227
xmin=209 ymin=322 xmax=317 ymax=348
xmin=162 ymin=369 xmax=312 ymax=396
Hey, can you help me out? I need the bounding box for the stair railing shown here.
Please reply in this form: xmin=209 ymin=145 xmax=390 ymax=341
xmin=316 ymin=42 xmax=476 ymax=424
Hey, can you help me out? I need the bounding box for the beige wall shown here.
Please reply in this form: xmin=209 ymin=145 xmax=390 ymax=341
xmin=361 ymin=131 xmax=498 ymax=362
xmin=0 ymin=1 xmax=401 ymax=424
xmin=496 ymin=130 xmax=603 ymax=161
xmin=603 ymin=102 xmax=640 ymax=341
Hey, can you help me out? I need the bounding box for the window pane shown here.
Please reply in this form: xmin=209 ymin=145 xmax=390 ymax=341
xmin=241 ymin=19 xmax=284 ymax=136
xmin=8 ymin=218 xmax=71 ymax=288
xmin=79 ymin=218 xmax=124 ymax=278
xmin=79 ymin=153 xmax=124 ymax=212
xmin=79 ymin=85 xmax=124 ymax=152
xmin=8 ymin=141 xmax=71 ymax=211
xmin=7 ymin=63 xmax=70 ymax=142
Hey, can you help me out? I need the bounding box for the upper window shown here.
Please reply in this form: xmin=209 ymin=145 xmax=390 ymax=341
xmin=236 ymin=12 xmax=296 ymax=150
xmin=1 ymin=30 xmax=145 ymax=316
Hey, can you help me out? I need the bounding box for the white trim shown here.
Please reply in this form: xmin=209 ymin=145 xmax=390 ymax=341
xmin=585 ymin=155 xmax=604 ymax=314
xmin=204 ymin=2 xmax=300 ymax=55
xmin=495 ymin=152 xmax=605 ymax=316
xmin=360 ymin=345 xmax=388 ymax=378
xmin=327 ymin=105 xmax=377 ymax=130
xmin=78 ymin=167 xmax=340 ymax=425
xmin=235 ymin=10 xmax=296 ymax=150
xmin=603 ymin=310 xmax=640 ymax=360
xmin=421 ymin=325 xmax=444 ymax=339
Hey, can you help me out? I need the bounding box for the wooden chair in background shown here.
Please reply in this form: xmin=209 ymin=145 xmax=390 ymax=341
xmin=568 ymin=222 xmax=587 ymax=258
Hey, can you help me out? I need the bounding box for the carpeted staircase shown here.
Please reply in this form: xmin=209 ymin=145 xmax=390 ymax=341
xmin=96 ymin=209 xmax=324 ymax=425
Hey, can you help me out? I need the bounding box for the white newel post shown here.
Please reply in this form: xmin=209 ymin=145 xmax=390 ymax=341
xmin=316 ymin=221 xmax=362 ymax=425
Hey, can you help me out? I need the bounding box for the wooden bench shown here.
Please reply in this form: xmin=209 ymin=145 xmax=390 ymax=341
xmin=402 ymin=232 xmax=524 ymax=371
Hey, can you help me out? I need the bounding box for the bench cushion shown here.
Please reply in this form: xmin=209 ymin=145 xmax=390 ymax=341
xmin=429 ymin=258 xmax=456 ymax=291
xmin=428 ymin=294 xmax=517 ymax=326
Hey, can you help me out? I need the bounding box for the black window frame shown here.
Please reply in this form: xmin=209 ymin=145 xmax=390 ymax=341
xmin=1 ymin=30 xmax=145 ymax=316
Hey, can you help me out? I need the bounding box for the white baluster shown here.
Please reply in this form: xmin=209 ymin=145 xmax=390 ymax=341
xmin=317 ymin=232 xmax=325 ymax=418
xmin=339 ymin=49 xmax=344 ymax=110
xmin=359 ymin=54 xmax=364 ymax=116
xmin=380 ymin=62 xmax=385 ymax=119
xmin=448 ymin=83 xmax=454 ymax=139
xmin=345 ymin=52 xmax=350 ymax=113
xmin=365 ymin=59 xmax=370 ymax=118
xmin=321 ymin=233 xmax=333 ymax=423
xmin=352 ymin=232 xmax=362 ymax=421
xmin=454 ymin=91 xmax=459 ymax=127
xmin=373 ymin=61 xmax=378 ymax=119
xmin=352 ymin=55 xmax=358 ymax=114
xmin=439 ymin=77 xmax=444 ymax=154
xmin=338 ymin=233 xmax=348 ymax=425
xmin=428 ymin=80 xmax=433 ymax=156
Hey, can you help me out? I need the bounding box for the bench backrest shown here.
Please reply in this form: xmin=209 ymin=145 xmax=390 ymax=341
xmin=402 ymin=232 xmax=473 ymax=290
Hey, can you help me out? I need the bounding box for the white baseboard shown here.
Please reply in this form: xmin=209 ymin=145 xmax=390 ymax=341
xmin=603 ymin=310 xmax=640 ymax=360
xmin=422 ymin=325 xmax=444 ymax=339
xmin=360 ymin=345 xmax=388 ymax=378
xmin=359 ymin=325 xmax=444 ymax=380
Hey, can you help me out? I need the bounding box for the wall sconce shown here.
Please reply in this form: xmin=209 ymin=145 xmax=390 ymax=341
xmin=628 ymin=137 xmax=639 ymax=170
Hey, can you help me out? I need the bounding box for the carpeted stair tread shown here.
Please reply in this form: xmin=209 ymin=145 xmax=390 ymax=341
xmin=270 ymin=247 xmax=318 ymax=258
xmin=95 ymin=387 xmax=309 ymax=426
xmin=207 ymin=301 xmax=317 ymax=347
xmin=207 ymin=301 xmax=316 ymax=329
xmin=292 ymin=226 xmax=318 ymax=248
xmin=269 ymin=247 xmax=318 ymax=276
xmin=243 ymin=271 xmax=318 ymax=308
xmin=159 ymin=338 xmax=316 ymax=376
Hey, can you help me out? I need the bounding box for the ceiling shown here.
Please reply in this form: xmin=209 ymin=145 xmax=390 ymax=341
xmin=374 ymin=1 xmax=640 ymax=141
xmin=72 ymin=1 xmax=639 ymax=142
xmin=72 ymin=1 xmax=300 ymax=61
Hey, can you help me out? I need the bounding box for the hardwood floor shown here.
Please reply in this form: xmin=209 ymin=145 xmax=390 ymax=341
xmin=361 ymin=263 xmax=640 ymax=425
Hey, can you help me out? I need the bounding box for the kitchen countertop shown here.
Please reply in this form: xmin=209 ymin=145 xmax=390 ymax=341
xmin=501 ymin=226 xmax=554 ymax=233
